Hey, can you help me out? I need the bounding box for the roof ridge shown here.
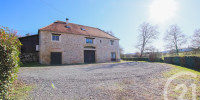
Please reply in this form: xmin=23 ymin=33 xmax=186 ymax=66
xmin=54 ymin=20 xmax=101 ymax=29
xmin=39 ymin=20 xmax=119 ymax=40
xmin=18 ymin=34 xmax=39 ymax=39
xmin=54 ymin=20 xmax=66 ymax=24
xmin=97 ymin=28 xmax=119 ymax=40
xmin=39 ymin=23 xmax=54 ymax=30
xmin=68 ymin=23 xmax=119 ymax=39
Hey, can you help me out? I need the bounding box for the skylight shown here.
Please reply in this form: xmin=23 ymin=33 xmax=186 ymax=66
xmin=65 ymin=26 xmax=70 ymax=28
xmin=80 ymin=28 xmax=86 ymax=31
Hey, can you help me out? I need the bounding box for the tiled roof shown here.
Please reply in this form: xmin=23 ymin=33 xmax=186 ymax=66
xmin=39 ymin=21 xmax=118 ymax=39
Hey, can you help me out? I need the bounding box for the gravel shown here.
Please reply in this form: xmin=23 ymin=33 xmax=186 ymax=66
xmin=18 ymin=62 xmax=172 ymax=100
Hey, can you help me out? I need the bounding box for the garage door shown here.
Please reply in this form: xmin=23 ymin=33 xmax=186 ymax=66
xmin=51 ymin=52 xmax=62 ymax=64
xmin=84 ymin=50 xmax=95 ymax=63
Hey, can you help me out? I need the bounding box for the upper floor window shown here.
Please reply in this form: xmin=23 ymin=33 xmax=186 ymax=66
xmin=52 ymin=34 xmax=60 ymax=41
xmin=110 ymin=40 xmax=114 ymax=45
xmin=86 ymin=38 xmax=93 ymax=44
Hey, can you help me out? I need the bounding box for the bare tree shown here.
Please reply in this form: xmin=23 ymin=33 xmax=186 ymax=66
xmin=164 ymin=25 xmax=187 ymax=56
xmin=136 ymin=22 xmax=159 ymax=57
xmin=133 ymin=52 xmax=140 ymax=57
xmin=191 ymin=29 xmax=200 ymax=49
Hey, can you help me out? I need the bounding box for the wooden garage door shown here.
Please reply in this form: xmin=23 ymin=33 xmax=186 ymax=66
xmin=51 ymin=52 xmax=62 ymax=65
xmin=84 ymin=50 xmax=95 ymax=63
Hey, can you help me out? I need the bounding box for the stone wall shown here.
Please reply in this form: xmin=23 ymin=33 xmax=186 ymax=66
xmin=20 ymin=53 xmax=39 ymax=63
xmin=39 ymin=31 xmax=120 ymax=64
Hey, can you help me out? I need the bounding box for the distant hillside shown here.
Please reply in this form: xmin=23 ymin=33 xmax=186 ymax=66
xmin=162 ymin=48 xmax=193 ymax=54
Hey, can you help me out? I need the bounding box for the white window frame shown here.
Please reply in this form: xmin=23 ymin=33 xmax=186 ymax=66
xmin=51 ymin=34 xmax=61 ymax=42
xmin=86 ymin=38 xmax=93 ymax=44
xmin=36 ymin=45 xmax=39 ymax=51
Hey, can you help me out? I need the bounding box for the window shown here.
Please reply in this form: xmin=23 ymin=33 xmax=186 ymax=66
xmin=36 ymin=45 xmax=39 ymax=51
xmin=110 ymin=40 xmax=114 ymax=45
xmin=52 ymin=34 xmax=60 ymax=41
xmin=86 ymin=38 xmax=93 ymax=44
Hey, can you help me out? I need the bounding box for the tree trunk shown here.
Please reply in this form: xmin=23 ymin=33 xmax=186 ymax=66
xmin=175 ymin=43 xmax=179 ymax=56
xmin=140 ymin=48 xmax=144 ymax=57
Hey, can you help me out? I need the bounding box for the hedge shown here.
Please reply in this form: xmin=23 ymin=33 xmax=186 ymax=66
xmin=122 ymin=57 xmax=163 ymax=62
xmin=0 ymin=27 xmax=21 ymax=99
xmin=121 ymin=57 xmax=149 ymax=62
xmin=164 ymin=56 xmax=200 ymax=71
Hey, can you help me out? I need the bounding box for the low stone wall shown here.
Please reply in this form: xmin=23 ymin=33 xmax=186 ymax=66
xmin=20 ymin=53 xmax=39 ymax=63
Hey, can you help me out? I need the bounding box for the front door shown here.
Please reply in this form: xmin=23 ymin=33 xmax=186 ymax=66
xmin=84 ymin=50 xmax=95 ymax=63
xmin=51 ymin=52 xmax=62 ymax=64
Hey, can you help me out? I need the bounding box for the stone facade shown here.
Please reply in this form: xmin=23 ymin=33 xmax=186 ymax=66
xmin=39 ymin=31 xmax=120 ymax=64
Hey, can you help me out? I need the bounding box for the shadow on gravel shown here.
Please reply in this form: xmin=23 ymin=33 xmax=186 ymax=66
xmin=22 ymin=62 xmax=100 ymax=67
xmin=84 ymin=62 xmax=140 ymax=71
xmin=21 ymin=62 xmax=134 ymax=67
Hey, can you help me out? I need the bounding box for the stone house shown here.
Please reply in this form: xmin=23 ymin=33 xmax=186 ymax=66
xmin=20 ymin=19 xmax=120 ymax=64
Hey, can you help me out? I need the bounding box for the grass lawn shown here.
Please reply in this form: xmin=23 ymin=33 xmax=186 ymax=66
xmin=21 ymin=62 xmax=47 ymax=67
xmin=9 ymin=80 xmax=35 ymax=100
xmin=163 ymin=64 xmax=200 ymax=99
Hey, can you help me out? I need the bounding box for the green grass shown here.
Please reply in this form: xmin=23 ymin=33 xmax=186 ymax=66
xmin=163 ymin=64 xmax=200 ymax=99
xmin=21 ymin=62 xmax=48 ymax=67
xmin=163 ymin=64 xmax=200 ymax=77
xmin=10 ymin=81 xmax=35 ymax=100
xmin=118 ymin=60 xmax=135 ymax=63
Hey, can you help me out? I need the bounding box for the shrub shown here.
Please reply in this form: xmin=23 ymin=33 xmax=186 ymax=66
xmin=0 ymin=26 xmax=21 ymax=99
xmin=149 ymin=53 xmax=163 ymax=62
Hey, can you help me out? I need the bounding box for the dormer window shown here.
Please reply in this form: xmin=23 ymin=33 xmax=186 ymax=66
xmin=65 ymin=26 xmax=70 ymax=28
xmin=52 ymin=34 xmax=60 ymax=41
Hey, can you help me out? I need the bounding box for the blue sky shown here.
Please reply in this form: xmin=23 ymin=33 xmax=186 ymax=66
xmin=1 ymin=0 xmax=200 ymax=53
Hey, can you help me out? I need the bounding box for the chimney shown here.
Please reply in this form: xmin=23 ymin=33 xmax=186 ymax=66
xmin=66 ymin=18 xmax=69 ymax=24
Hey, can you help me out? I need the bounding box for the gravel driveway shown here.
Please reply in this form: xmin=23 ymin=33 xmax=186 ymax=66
xmin=18 ymin=62 xmax=172 ymax=100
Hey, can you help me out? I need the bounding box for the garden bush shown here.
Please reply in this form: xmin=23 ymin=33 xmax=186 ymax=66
xmin=0 ymin=26 xmax=21 ymax=99
xmin=149 ymin=53 xmax=163 ymax=62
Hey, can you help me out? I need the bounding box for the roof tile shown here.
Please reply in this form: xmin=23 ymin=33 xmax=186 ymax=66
xmin=39 ymin=21 xmax=118 ymax=39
